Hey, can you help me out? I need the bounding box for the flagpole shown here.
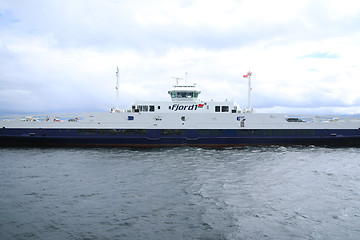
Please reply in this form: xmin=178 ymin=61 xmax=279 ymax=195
xmin=243 ymin=71 xmax=252 ymax=112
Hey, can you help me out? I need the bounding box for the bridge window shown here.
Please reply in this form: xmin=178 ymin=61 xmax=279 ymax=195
xmin=215 ymin=106 xmax=220 ymax=112
xmin=176 ymin=92 xmax=194 ymax=98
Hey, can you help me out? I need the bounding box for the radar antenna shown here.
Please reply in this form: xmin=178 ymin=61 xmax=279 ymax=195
xmin=171 ymin=77 xmax=183 ymax=85
xmin=171 ymin=72 xmax=188 ymax=85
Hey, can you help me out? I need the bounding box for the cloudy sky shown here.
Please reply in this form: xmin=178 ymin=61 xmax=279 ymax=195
xmin=1 ymin=0 xmax=360 ymax=115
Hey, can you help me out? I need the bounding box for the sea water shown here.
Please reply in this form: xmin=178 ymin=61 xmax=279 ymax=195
xmin=1 ymin=146 xmax=360 ymax=239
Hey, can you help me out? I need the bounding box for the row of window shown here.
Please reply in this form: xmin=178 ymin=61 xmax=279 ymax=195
xmin=132 ymin=105 xmax=158 ymax=112
xmin=130 ymin=104 xmax=236 ymax=113
xmin=215 ymin=106 xmax=229 ymax=112
xmin=76 ymin=129 xmax=317 ymax=136
xmin=170 ymin=91 xmax=199 ymax=99
xmin=215 ymin=106 xmax=238 ymax=113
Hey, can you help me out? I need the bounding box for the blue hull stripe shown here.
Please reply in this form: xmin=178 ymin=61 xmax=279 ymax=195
xmin=1 ymin=128 xmax=360 ymax=147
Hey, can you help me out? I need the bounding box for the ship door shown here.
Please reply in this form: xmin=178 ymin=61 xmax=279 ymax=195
xmin=241 ymin=119 xmax=246 ymax=127
xmin=237 ymin=116 xmax=245 ymax=127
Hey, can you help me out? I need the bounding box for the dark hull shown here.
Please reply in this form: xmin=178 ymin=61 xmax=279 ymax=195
xmin=1 ymin=128 xmax=360 ymax=147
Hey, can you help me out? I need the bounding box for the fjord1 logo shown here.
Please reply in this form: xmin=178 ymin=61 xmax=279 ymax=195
xmin=171 ymin=104 xmax=204 ymax=111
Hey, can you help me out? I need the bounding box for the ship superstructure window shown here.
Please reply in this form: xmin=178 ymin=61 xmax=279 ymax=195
xmin=215 ymin=106 xmax=229 ymax=112
xmin=171 ymin=91 xmax=199 ymax=99
xmin=232 ymin=106 xmax=238 ymax=113
xmin=179 ymin=92 xmax=193 ymax=98
xmin=137 ymin=105 xmax=148 ymax=112
xmin=132 ymin=105 xmax=155 ymax=112
xmin=222 ymin=106 xmax=229 ymax=112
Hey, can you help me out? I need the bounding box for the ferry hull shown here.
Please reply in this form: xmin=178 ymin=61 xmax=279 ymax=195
xmin=1 ymin=128 xmax=360 ymax=147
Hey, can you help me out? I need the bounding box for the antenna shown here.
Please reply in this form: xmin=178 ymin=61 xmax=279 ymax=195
xmin=247 ymin=71 xmax=252 ymax=112
xmin=171 ymin=77 xmax=183 ymax=85
xmin=116 ymin=67 xmax=119 ymax=111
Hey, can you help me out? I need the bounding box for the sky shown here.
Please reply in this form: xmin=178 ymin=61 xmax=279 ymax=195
xmin=1 ymin=0 xmax=360 ymax=115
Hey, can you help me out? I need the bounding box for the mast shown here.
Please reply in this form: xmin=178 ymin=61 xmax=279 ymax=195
xmin=243 ymin=71 xmax=253 ymax=112
xmin=116 ymin=67 xmax=119 ymax=111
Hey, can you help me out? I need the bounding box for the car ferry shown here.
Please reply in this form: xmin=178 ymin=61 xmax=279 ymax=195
xmin=1 ymin=72 xmax=360 ymax=147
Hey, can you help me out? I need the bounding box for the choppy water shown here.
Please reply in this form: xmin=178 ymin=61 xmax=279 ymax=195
xmin=1 ymin=146 xmax=360 ymax=240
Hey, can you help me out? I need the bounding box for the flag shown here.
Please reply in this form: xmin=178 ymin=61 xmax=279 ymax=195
xmin=243 ymin=71 xmax=252 ymax=78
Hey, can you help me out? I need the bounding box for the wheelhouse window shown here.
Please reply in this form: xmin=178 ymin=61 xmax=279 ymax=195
xmin=215 ymin=106 xmax=220 ymax=112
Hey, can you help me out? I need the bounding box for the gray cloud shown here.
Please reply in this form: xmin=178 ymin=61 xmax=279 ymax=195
xmin=1 ymin=0 xmax=360 ymax=114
